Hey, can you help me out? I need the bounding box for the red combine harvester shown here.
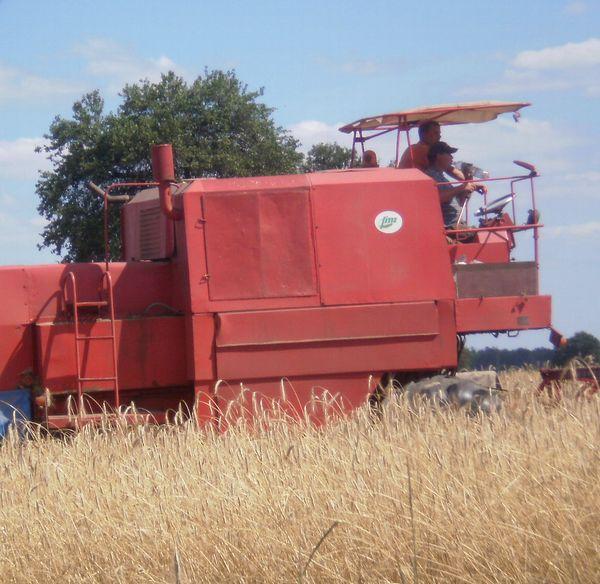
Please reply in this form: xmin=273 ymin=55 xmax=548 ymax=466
xmin=0 ymin=102 xmax=564 ymax=430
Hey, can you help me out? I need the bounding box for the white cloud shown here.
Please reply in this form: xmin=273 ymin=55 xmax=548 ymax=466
xmin=467 ymin=38 xmax=600 ymax=97
xmin=75 ymin=38 xmax=185 ymax=91
xmin=29 ymin=216 xmax=49 ymax=228
xmin=0 ymin=192 xmax=17 ymax=207
xmin=444 ymin=117 xmax=577 ymax=175
xmin=564 ymin=1 xmax=588 ymax=15
xmin=0 ymin=38 xmax=185 ymax=104
xmin=464 ymin=69 xmax=571 ymax=95
xmin=513 ymin=38 xmax=600 ymax=70
xmin=317 ymin=56 xmax=404 ymax=76
xmin=289 ymin=120 xmax=352 ymax=152
xmin=542 ymin=171 xmax=600 ymax=199
xmin=340 ymin=59 xmax=385 ymax=75
xmin=0 ymin=212 xmax=44 ymax=245
xmin=0 ymin=63 xmax=82 ymax=103
xmin=0 ymin=138 xmax=50 ymax=180
xmin=546 ymin=221 xmax=600 ymax=238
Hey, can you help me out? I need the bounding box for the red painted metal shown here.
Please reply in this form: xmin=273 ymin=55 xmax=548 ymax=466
xmin=308 ymin=168 xmax=455 ymax=305
xmin=211 ymin=373 xmax=379 ymax=427
xmin=215 ymin=301 xmax=455 ymax=379
xmin=152 ymin=144 xmax=182 ymax=221
xmin=455 ymin=295 xmax=552 ymax=333
xmin=448 ymin=239 xmax=510 ymax=264
xmin=202 ymin=186 xmax=317 ymax=301
xmin=63 ymin=271 xmax=120 ymax=411
xmin=0 ymin=101 xmax=562 ymax=427
xmin=538 ymin=366 xmax=600 ymax=399
xmin=36 ymin=316 xmax=188 ymax=391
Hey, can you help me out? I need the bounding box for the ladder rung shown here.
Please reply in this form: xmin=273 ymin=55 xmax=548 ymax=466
xmin=79 ymin=376 xmax=117 ymax=382
xmin=76 ymin=301 xmax=108 ymax=308
xmin=76 ymin=335 xmax=115 ymax=341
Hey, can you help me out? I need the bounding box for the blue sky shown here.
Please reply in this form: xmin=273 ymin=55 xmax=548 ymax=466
xmin=0 ymin=0 xmax=598 ymax=349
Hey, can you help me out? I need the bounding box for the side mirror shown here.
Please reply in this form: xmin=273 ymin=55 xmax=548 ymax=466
xmin=513 ymin=160 xmax=538 ymax=177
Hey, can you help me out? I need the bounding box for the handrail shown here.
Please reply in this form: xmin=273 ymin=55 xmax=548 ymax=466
xmin=435 ymin=166 xmax=541 ymax=266
xmin=445 ymin=223 xmax=543 ymax=235
xmin=100 ymin=271 xmax=120 ymax=409
xmin=63 ymin=272 xmax=83 ymax=411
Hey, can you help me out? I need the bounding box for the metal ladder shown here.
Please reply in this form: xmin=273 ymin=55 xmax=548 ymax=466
xmin=65 ymin=271 xmax=120 ymax=414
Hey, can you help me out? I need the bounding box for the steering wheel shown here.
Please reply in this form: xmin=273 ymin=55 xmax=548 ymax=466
xmin=474 ymin=193 xmax=514 ymax=217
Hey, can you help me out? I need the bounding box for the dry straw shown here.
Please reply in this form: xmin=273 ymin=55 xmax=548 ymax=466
xmin=0 ymin=370 xmax=598 ymax=583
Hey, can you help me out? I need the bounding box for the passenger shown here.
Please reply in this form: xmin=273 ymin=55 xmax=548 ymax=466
xmin=362 ymin=150 xmax=379 ymax=167
xmin=424 ymin=141 xmax=486 ymax=230
xmin=398 ymin=121 xmax=464 ymax=180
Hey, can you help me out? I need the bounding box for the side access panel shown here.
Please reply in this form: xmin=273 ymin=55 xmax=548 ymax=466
xmin=202 ymin=186 xmax=318 ymax=301
xmin=309 ymin=170 xmax=455 ymax=305
xmin=214 ymin=300 xmax=457 ymax=380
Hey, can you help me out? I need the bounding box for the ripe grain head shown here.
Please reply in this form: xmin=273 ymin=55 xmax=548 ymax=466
xmin=0 ymin=370 xmax=597 ymax=583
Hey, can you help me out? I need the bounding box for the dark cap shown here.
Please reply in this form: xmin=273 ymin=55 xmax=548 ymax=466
xmin=427 ymin=141 xmax=458 ymax=163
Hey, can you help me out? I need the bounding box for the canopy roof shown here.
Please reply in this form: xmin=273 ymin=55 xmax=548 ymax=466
xmin=339 ymin=101 xmax=530 ymax=134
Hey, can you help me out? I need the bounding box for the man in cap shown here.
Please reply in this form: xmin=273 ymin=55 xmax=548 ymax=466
xmin=398 ymin=121 xmax=464 ymax=180
xmin=425 ymin=141 xmax=486 ymax=229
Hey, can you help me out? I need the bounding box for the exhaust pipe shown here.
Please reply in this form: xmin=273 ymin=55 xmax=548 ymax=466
xmin=151 ymin=144 xmax=182 ymax=221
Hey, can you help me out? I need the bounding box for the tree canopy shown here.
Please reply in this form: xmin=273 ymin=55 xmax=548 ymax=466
xmin=302 ymin=142 xmax=352 ymax=172
xmin=553 ymin=331 xmax=600 ymax=366
xmin=36 ymin=71 xmax=303 ymax=262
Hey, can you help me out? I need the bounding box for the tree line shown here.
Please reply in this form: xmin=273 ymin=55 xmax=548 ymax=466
xmin=460 ymin=332 xmax=600 ymax=370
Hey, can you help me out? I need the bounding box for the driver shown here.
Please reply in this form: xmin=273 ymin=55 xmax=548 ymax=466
xmin=398 ymin=121 xmax=464 ymax=180
xmin=424 ymin=141 xmax=486 ymax=229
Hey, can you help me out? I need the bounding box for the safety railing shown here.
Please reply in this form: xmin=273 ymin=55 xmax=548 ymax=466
xmin=437 ymin=161 xmax=541 ymax=265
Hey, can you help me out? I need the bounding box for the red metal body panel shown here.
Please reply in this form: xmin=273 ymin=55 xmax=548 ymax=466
xmin=36 ymin=316 xmax=187 ymax=391
xmin=183 ymin=177 xmax=321 ymax=314
xmin=202 ymin=186 xmax=317 ymax=300
xmin=215 ymin=300 xmax=457 ymax=379
xmin=217 ymin=302 xmax=439 ymax=346
xmin=0 ymin=267 xmax=34 ymax=389
xmin=213 ymin=373 xmax=379 ymax=425
xmin=308 ymin=168 xmax=456 ymax=305
xmin=0 ymin=325 xmax=34 ymax=390
xmin=448 ymin=238 xmax=510 ymax=264
xmin=0 ymin=263 xmax=179 ymax=393
xmin=455 ymin=295 xmax=552 ymax=333
xmin=0 ymin=263 xmax=176 ymax=324
xmin=186 ymin=314 xmax=217 ymax=382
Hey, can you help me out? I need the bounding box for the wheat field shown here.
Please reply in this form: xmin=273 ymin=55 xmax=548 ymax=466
xmin=0 ymin=371 xmax=598 ymax=583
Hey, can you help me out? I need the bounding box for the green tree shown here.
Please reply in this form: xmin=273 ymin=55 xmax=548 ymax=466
xmin=36 ymin=71 xmax=303 ymax=262
xmin=553 ymin=331 xmax=600 ymax=366
xmin=458 ymin=346 xmax=474 ymax=370
xmin=302 ymin=142 xmax=352 ymax=172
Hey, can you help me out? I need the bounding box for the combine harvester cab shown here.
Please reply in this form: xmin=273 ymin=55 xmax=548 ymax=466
xmin=0 ymin=102 xmax=562 ymax=430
